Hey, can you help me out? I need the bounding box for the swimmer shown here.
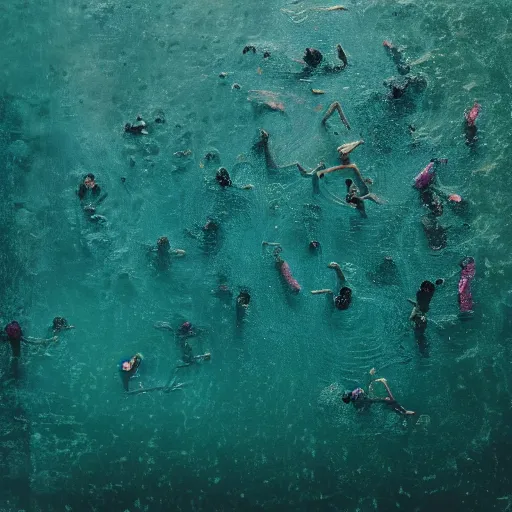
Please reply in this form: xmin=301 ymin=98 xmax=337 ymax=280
xmin=262 ymin=242 xmax=301 ymax=293
xmin=52 ymin=317 xmax=75 ymax=333
xmin=215 ymin=167 xmax=254 ymax=190
xmin=119 ymin=353 xmax=143 ymax=392
xmin=317 ymin=164 xmax=384 ymax=213
xmin=3 ymin=321 xmax=58 ymax=358
xmin=149 ymin=236 xmax=185 ymax=270
xmin=154 ymin=320 xmax=200 ymax=339
xmin=464 ymin=103 xmax=480 ymax=144
xmin=413 ymin=159 xmax=448 ymax=190
xmin=342 ymin=371 xmax=415 ymax=415
xmin=408 ymin=280 xmax=436 ymax=315
xmin=311 ymin=262 xmax=352 ymax=309
xmin=254 ymin=129 xmax=278 ymax=170
xmin=77 ymin=173 xmax=101 ymax=201
xmin=459 ymin=257 xmax=475 ymax=315
xmin=384 ymin=74 xmax=427 ymax=99
xmin=303 ymin=47 xmax=323 ymax=68
xmin=124 ymin=115 xmax=148 ymax=135
xmin=154 ymin=236 xmax=186 ymax=256
xmin=242 ymin=45 xmax=257 ymax=54
xmin=321 ymin=101 xmax=351 ymax=130
xmin=236 ymin=290 xmax=251 ymax=326
xmin=185 ymin=218 xmax=221 ymax=254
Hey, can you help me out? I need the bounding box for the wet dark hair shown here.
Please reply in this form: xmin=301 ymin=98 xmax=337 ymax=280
xmin=242 ymin=45 xmax=257 ymax=54
xmin=345 ymin=178 xmax=353 ymax=189
xmin=52 ymin=317 xmax=68 ymax=330
xmin=420 ymin=281 xmax=435 ymax=294
xmin=216 ymin=168 xmax=232 ymax=187
xmin=435 ymin=278 xmax=444 ymax=286
xmin=237 ymin=291 xmax=251 ymax=306
xmin=309 ymin=240 xmax=321 ymax=250
xmin=178 ymin=321 xmax=193 ymax=335
xmin=341 ymin=392 xmax=351 ymax=404
xmin=304 ymin=48 xmax=323 ymax=68
xmin=334 ymin=287 xmax=352 ymax=310
xmin=85 ymin=173 xmax=95 ymax=181
xmin=263 ymin=51 xmax=271 ymax=58
xmin=157 ymin=236 xmax=171 ymax=251
xmin=5 ymin=321 xmax=22 ymax=341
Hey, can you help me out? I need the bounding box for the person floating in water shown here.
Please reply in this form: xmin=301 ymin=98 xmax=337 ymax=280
xmin=262 ymin=242 xmax=302 ymax=293
xmin=236 ymin=290 xmax=251 ymax=327
xmin=3 ymin=321 xmax=58 ymax=358
xmin=342 ymin=369 xmax=415 ymax=415
xmin=124 ymin=115 xmax=148 ymax=135
xmin=459 ymin=257 xmax=476 ymax=316
xmin=311 ymin=262 xmax=352 ymax=310
xmin=464 ymin=102 xmax=480 ymax=145
xmin=51 ymin=317 xmax=75 ymax=333
xmin=77 ymin=173 xmax=101 ymax=201
xmin=316 ymin=163 xmax=384 ymax=215
xmin=119 ymin=353 xmax=143 ymax=392
xmin=77 ymin=173 xmax=108 ymax=222
xmin=215 ymin=167 xmax=254 ymax=190
xmin=299 ymin=45 xmax=348 ymax=75
xmin=148 ymin=236 xmax=185 ymax=270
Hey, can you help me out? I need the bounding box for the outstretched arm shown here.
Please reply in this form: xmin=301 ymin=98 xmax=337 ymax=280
xmin=22 ymin=335 xmax=58 ymax=344
xmin=328 ymin=262 xmax=346 ymax=282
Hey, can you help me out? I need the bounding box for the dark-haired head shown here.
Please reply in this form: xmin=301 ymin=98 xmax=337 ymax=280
xmin=334 ymin=287 xmax=352 ymax=310
xmin=5 ymin=321 xmax=22 ymax=341
xmin=179 ymin=321 xmax=193 ymax=334
xmin=420 ymin=281 xmax=435 ymax=293
xmin=216 ymin=167 xmax=232 ymax=187
xmin=157 ymin=236 xmax=171 ymax=251
xmin=52 ymin=317 xmax=68 ymax=330
xmin=237 ymin=291 xmax=251 ymax=306
xmin=304 ymin=48 xmax=323 ymax=68
xmin=309 ymin=240 xmax=321 ymax=251
xmin=341 ymin=392 xmax=351 ymax=404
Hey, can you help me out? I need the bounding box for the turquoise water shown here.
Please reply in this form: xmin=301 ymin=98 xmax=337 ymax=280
xmin=1 ymin=0 xmax=512 ymax=510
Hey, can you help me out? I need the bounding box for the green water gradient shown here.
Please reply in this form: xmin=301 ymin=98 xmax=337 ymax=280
xmin=1 ymin=0 xmax=512 ymax=510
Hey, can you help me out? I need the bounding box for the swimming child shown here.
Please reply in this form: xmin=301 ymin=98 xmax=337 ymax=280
xmin=119 ymin=353 xmax=143 ymax=392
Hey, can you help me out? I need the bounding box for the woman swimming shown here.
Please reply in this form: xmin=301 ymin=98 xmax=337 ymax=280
xmin=342 ymin=369 xmax=415 ymax=415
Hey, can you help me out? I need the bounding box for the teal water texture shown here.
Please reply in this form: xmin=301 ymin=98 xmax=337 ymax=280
xmin=1 ymin=0 xmax=512 ymax=510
